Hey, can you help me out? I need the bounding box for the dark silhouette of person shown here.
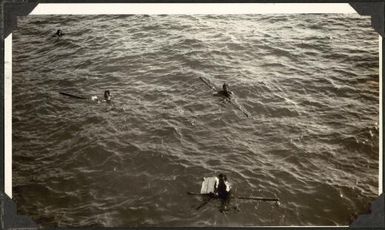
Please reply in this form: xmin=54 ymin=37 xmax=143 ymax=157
xmin=216 ymin=83 xmax=233 ymax=98
xmin=53 ymin=29 xmax=64 ymax=37
xmin=104 ymin=90 xmax=111 ymax=102
xmin=91 ymin=90 xmax=112 ymax=103
xmin=215 ymin=173 xmax=232 ymax=212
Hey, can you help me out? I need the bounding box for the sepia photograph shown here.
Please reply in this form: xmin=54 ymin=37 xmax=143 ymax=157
xmin=8 ymin=4 xmax=380 ymax=227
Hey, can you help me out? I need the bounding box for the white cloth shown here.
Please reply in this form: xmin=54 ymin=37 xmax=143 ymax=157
xmin=200 ymin=177 xmax=218 ymax=194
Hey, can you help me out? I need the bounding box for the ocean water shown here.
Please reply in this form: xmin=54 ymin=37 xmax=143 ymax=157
xmin=12 ymin=14 xmax=379 ymax=227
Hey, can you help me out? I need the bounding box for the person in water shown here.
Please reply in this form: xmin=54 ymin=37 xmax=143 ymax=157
xmin=91 ymin=90 xmax=112 ymax=103
xmin=104 ymin=90 xmax=112 ymax=102
xmin=216 ymin=83 xmax=233 ymax=98
xmin=53 ymin=29 xmax=64 ymax=37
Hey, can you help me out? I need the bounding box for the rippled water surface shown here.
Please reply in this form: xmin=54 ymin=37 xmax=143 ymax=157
xmin=12 ymin=14 xmax=379 ymax=227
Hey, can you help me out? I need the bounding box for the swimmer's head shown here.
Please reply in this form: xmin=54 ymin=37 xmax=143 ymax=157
xmin=104 ymin=90 xmax=111 ymax=101
xmin=223 ymin=83 xmax=229 ymax=91
xmin=56 ymin=29 xmax=63 ymax=36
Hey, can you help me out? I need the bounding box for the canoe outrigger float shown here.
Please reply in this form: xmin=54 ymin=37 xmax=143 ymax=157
xmin=187 ymin=192 xmax=280 ymax=211
xmin=187 ymin=192 xmax=280 ymax=202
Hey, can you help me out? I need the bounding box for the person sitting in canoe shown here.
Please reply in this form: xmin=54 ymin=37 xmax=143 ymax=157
xmin=215 ymin=174 xmax=232 ymax=211
xmin=215 ymin=83 xmax=233 ymax=98
xmin=215 ymin=173 xmax=231 ymax=200
xmin=201 ymin=173 xmax=232 ymax=211
xmin=53 ymin=29 xmax=64 ymax=37
xmin=201 ymin=174 xmax=231 ymax=197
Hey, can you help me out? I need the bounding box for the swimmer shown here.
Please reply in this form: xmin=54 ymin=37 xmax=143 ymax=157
xmin=215 ymin=83 xmax=233 ymax=98
xmin=104 ymin=90 xmax=111 ymax=102
xmin=199 ymin=77 xmax=249 ymax=117
xmin=91 ymin=90 xmax=112 ymax=103
xmin=53 ymin=29 xmax=64 ymax=37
